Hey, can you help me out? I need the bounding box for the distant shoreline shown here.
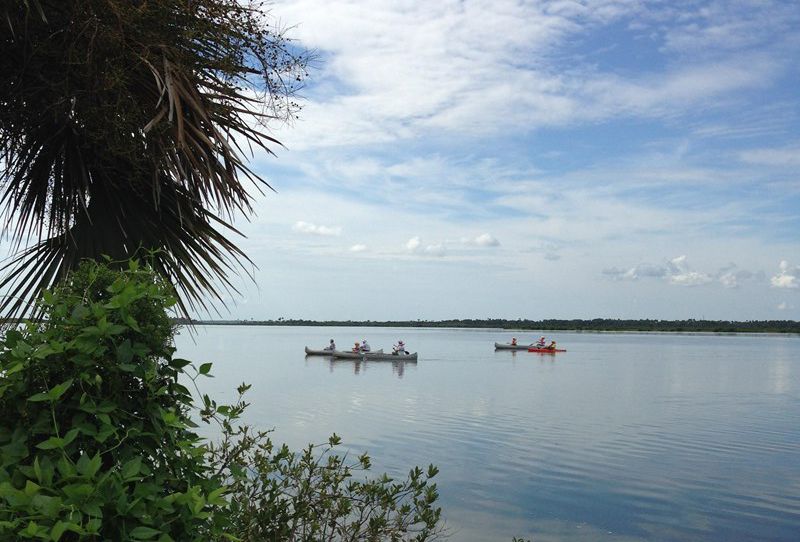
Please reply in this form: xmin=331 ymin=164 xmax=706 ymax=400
xmin=173 ymin=318 xmax=800 ymax=334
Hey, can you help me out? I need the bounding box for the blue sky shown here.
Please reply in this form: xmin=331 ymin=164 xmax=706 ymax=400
xmin=2 ymin=1 xmax=791 ymax=321
xmin=214 ymin=0 xmax=800 ymax=321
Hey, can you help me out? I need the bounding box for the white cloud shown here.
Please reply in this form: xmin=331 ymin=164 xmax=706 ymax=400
xmin=604 ymin=255 xmax=715 ymax=286
xmin=669 ymin=271 xmax=713 ymax=287
xmin=719 ymin=271 xmax=740 ymax=288
xmin=777 ymin=301 xmax=789 ymax=310
xmin=404 ymin=236 xmax=445 ymax=257
xmin=462 ymin=233 xmax=500 ymax=247
xmin=475 ymin=233 xmax=500 ymax=247
xmin=272 ymin=0 xmax=786 ymax=150
xmin=350 ymin=244 xmax=368 ymax=252
xmin=666 ymin=255 xmax=712 ymax=286
xmin=659 ymin=1 xmax=800 ymax=57
xmin=771 ymin=260 xmax=799 ymax=289
xmin=292 ymin=221 xmax=342 ymax=236
xmin=716 ymin=263 xmax=757 ymax=289
xmin=602 ymin=263 xmax=668 ymax=281
xmin=405 ymin=236 xmax=421 ymax=251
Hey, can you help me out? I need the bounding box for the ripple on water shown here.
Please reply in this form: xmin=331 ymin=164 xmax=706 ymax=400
xmin=176 ymin=327 xmax=800 ymax=542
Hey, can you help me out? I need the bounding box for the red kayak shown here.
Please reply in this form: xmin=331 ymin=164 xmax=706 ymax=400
xmin=528 ymin=347 xmax=566 ymax=353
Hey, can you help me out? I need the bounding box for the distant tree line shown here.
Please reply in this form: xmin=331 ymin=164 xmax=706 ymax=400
xmin=172 ymin=318 xmax=800 ymax=333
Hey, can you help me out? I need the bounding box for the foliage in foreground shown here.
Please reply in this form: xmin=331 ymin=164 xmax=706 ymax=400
xmin=0 ymin=261 xmax=443 ymax=541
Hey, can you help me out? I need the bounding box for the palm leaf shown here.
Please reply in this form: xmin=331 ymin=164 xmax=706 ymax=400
xmin=0 ymin=0 xmax=310 ymax=318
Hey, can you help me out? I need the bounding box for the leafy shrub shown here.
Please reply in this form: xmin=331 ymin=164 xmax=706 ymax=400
xmin=0 ymin=260 xmax=230 ymax=540
xmin=210 ymin=414 xmax=443 ymax=541
xmin=0 ymin=260 xmax=443 ymax=541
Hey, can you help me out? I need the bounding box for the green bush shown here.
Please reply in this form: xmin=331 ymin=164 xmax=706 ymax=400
xmin=0 ymin=260 xmax=443 ymax=541
xmin=211 ymin=423 xmax=442 ymax=541
xmin=0 ymin=260 xmax=230 ymax=540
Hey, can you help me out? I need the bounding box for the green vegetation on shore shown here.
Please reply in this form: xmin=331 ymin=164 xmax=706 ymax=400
xmin=176 ymin=318 xmax=800 ymax=334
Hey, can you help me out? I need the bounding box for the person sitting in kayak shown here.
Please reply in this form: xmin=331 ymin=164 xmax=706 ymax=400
xmin=511 ymin=337 xmax=518 ymax=346
xmin=324 ymin=339 xmax=336 ymax=351
xmin=352 ymin=341 xmax=361 ymax=353
xmin=361 ymin=339 xmax=371 ymax=353
xmin=545 ymin=340 xmax=557 ymax=350
xmin=535 ymin=337 xmax=546 ymax=348
xmin=393 ymin=340 xmax=406 ymax=355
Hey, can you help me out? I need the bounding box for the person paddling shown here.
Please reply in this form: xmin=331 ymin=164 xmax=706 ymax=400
xmin=393 ymin=340 xmax=407 ymax=355
xmin=511 ymin=337 xmax=518 ymax=346
xmin=324 ymin=339 xmax=336 ymax=351
xmin=545 ymin=340 xmax=557 ymax=350
xmin=360 ymin=339 xmax=371 ymax=353
xmin=352 ymin=341 xmax=360 ymax=353
xmin=535 ymin=336 xmax=546 ymax=348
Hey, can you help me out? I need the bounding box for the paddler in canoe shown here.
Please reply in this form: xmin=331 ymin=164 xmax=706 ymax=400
xmin=324 ymin=339 xmax=336 ymax=351
xmin=535 ymin=336 xmax=546 ymax=348
xmin=528 ymin=339 xmax=565 ymax=352
xmin=393 ymin=340 xmax=409 ymax=355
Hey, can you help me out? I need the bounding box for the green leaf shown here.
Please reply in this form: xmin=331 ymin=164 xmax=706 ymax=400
xmin=28 ymin=392 xmax=52 ymax=402
xmin=23 ymin=480 xmax=41 ymax=496
xmin=122 ymin=457 xmax=142 ymax=480
xmin=206 ymin=486 xmax=227 ymax=505
xmin=21 ymin=521 xmax=41 ymax=537
xmin=32 ymin=494 xmax=61 ymax=517
xmin=124 ymin=315 xmax=141 ymax=331
xmin=48 ymin=379 xmax=74 ymax=401
xmin=76 ymin=453 xmax=99 ymax=477
xmin=56 ymin=457 xmax=75 ymax=478
xmin=36 ymin=437 xmax=65 ymax=450
xmin=62 ymin=483 xmax=93 ymax=500
xmin=168 ymin=358 xmax=192 ymax=369
xmin=198 ymin=362 xmax=212 ymax=375
xmin=86 ymin=517 xmax=101 ymax=533
xmin=86 ymin=453 xmax=102 ymax=478
xmin=62 ymin=428 xmax=79 ymax=447
xmin=51 ymin=521 xmax=68 ymax=541
xmin=117 ymin=340 xmax=134 ymax=365
xmin=28 ymin=379 xmax=74 ymax=403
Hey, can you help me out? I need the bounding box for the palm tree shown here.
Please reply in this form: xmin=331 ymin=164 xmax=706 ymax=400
xmin=0 ymin=0 xmax=309 ymax=317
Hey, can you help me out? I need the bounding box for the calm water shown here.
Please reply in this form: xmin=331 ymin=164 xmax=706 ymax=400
xmin=175 ymin=326 xmax=800 ymax=542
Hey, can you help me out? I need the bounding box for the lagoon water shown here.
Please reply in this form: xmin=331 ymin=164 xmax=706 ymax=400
xmin=175 ymin=326 xmax=800 ymax=541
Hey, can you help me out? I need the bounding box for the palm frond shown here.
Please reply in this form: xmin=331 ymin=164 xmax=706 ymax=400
xmin=0 ymin=0 xmax=311 ymax=318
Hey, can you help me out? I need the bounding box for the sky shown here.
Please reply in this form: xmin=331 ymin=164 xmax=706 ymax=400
xmin=8 ymin=0 xmax=800 ymax=321
xmin=218 ymin=0 xmax=800 ymax=321
xmin=207 ymin=0 xmax=799 ymax=321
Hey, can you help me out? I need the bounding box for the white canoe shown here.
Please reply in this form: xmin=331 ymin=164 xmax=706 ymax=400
xmin=332 ymin=350 xmax=417 ymax=361
xmin=305 ymin=347 xmax=383 ymax=356
xmin=305 ymin=346 xmax=336 ymax=356
xmin=494 ymin=342 xmax=534 ymax=350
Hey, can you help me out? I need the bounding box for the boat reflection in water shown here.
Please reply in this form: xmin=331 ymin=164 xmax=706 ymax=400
xmin=311 ymin=356 xmax=417 ymax=379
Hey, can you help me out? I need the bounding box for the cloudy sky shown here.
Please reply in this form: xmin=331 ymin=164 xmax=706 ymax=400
xmin=223 ymin=1 xmax=798 ymax=320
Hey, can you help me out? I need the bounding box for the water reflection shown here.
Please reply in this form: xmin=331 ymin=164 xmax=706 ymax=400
xmin=770 ymin=357 xmax=792 ymax=394
xmin=304 ymin=355 xmax=417 ymax=379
